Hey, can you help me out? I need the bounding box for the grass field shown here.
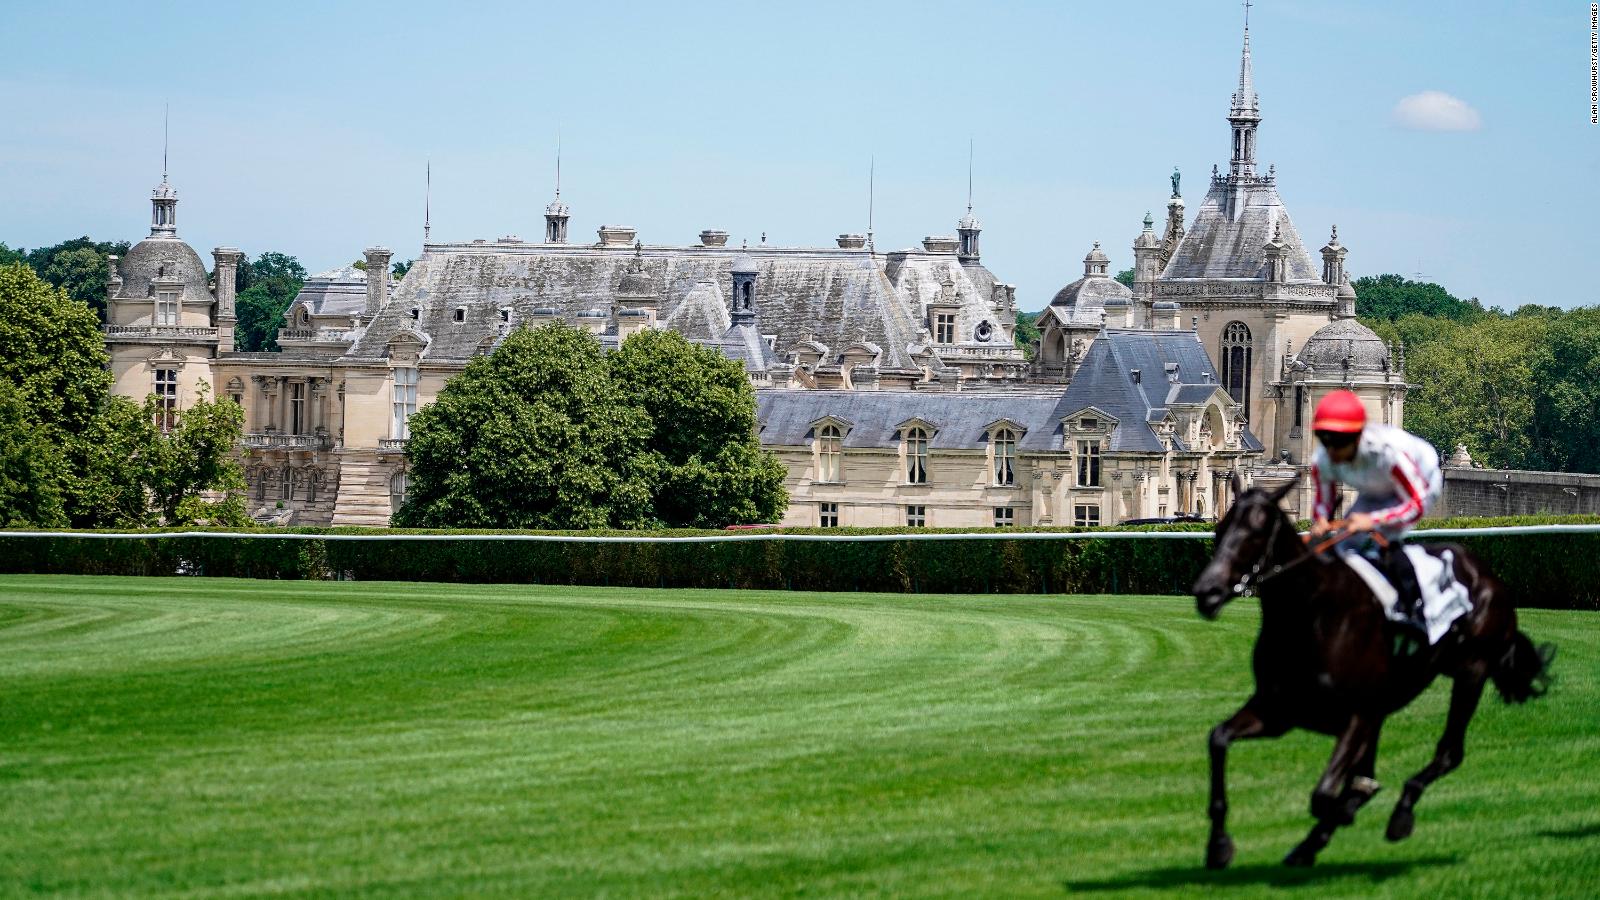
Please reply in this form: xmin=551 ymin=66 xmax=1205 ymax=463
xmin=0 ymin=576 xmax=1595 ymax=898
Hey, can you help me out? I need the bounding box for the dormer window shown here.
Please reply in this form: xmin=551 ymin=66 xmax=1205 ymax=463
xmin=992 ymin=427 xmax=1016 ymax=486
xmin=499 ymin=307 xmax=512 ymax=323
xmin=903 ymin=426 xmax=930 ymax=484
xmin=409 ymin=307 xmax=420 ymax=321
xmin=810 ymin=424 xmax=841 ymax=482
xmin=1080 ymin=417 xmax=1099 ymax=430
xmin=454 ymin=306 xmax=466 ymax=323
xmin=155 ymin=290 xmax=178 ymax=326
xmin=934 ymin=313 xmax=956 ymax=344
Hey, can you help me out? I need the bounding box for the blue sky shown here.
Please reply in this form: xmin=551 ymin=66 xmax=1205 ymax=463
xmin=4 ymin=1 xmax=1595 ymax=310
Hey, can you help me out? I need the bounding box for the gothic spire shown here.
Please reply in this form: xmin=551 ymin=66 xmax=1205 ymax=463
xmin=1226 ymin=2 xmax=1261 ymax=178
xmin=1230 ymin=4 xmax=1259 ymax=119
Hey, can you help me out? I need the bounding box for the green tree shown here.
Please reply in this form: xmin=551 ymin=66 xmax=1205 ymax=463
xmin=609 ymin=329 xmax=787 ymax=527
xmin=66 ymin=395 xmax=159 ymax=527
xmin=234 ymin=252 xmax=306 ymax=351
xmin=1114 ymin=268 xmax=1135 ymax=288
xmin=0 ymin=381 xmax=69 ymax=527
xmin=1013 ymin=311 xmax=1043 ymax=359
xmin=1403 ymin=315 xmax=1546 ymax=469
xmin=1353 ymin=274 xmax=1483 ymax=323
xmin=1528 ymin=307 xmax=1600 ymax=473
xmin=23 ymin=237 xmax=130 ymax=320
xmin=392 ymin=259 xmax=413 ymax=279
xmin=147 ymin=385 xmax=249 ymax=525
xmin=0 ymin=262 xmax=111 ymax=438
xmin=0 ymin=243 xmax=25 ymax=267
xmin=395 ymin=324 xmax=654 ymax=529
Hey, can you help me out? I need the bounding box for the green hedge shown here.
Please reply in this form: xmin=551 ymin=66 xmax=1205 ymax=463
xmin=0 ymin=516 xmax=1596 ymax=609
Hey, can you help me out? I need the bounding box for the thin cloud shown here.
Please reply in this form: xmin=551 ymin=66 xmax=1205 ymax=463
xmin=1392 ymin=91 xmax=1483 ymax=132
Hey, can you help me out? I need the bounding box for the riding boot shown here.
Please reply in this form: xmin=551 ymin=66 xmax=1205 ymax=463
xmin=1382 ymin=542 xmax=1428 ymax=644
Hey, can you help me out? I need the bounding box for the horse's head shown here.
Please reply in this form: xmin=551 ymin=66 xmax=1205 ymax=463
xmin=1193 ymin=474 xmax=1299 ymax=620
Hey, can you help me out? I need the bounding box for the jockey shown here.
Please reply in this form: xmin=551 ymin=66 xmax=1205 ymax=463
xmin=1307 ymin=389 xmax=1443 ymax=639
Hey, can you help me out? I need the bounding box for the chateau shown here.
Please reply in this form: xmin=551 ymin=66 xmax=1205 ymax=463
xmin=103 ymin=20 xmax=1403 ymax=527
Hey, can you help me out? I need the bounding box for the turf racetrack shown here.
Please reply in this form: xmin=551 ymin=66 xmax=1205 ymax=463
xmin=1 ymin=576 xmax=1595 ymax=898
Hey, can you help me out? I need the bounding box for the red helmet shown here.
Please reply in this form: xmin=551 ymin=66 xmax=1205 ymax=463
xmin=1313 ymin=389 xmax=1367 ymax=434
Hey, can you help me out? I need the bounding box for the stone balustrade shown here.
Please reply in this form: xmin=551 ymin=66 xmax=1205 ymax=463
xmin=241 ymin=432 xmax=332 ymax=451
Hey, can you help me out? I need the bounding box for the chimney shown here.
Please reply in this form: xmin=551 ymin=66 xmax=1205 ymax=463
xmin=597 ymin=225 xmax=637 ymax=247
xmin=1103 ymin=296 xmax=1131 ymax=329
xmin=699 ymin=230 xmax=729 ymax=247
xmin=921 ymin=235 xmax=959 ymax=253
xmin=1151 ymin=300 xmax=1181 ymax=330
xmin=212 ymin=247 xmax=243 ymax=352
xmin=615 ymin=308 xmax=651 ymax=340
xmin=363 ymin=246 xmax=392 ymax=317
xmin=837 ymin=233 xmax=867 ymax=249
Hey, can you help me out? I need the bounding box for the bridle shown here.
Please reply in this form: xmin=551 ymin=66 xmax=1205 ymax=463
xmin=1224 ymin=505 xmax=1382 ymax=598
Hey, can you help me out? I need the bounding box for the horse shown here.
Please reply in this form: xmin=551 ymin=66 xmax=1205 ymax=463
xmin=1191 ymin=475 xmax=1554 ymax=868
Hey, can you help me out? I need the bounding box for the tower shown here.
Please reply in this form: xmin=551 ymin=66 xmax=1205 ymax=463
xmin=1227 ymin=12 xmax=1261 ymax=180
xmin=1319 ymin=225 xmax=1347 ymax=287
xmin=544 ymin=137 xmax=569 ymax=244
xmin=1132 ymin=212 xmax=1162 ymax=292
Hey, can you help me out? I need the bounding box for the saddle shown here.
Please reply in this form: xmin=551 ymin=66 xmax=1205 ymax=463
xmin=1336 ymin=545 xmax=1473 ymax=645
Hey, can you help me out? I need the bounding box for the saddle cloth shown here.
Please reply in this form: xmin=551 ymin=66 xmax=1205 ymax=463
xmin=1336 ymin=545 xmax=1473 ymax=645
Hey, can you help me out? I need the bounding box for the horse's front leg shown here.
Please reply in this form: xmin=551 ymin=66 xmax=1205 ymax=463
xmin=1388 ymin=661 xmax=1488 ymax=841
xmin=1206 ymin=702 xmax=1278 ymax=869
xmin=1284 ymin=714 xmax=1378 ymax=867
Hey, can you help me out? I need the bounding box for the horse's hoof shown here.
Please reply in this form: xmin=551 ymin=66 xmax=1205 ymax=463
xmin=1283 ymin=844 xmax=1318 ymax=868
xmin=1386 ymin=806 xmax=1415 ymax=842
xmin=1206 ymin=834 xmax=1235 ymax=870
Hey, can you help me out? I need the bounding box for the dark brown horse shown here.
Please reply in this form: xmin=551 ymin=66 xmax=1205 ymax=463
xmin=1191 ymin=476 xmax=1554 ymax=868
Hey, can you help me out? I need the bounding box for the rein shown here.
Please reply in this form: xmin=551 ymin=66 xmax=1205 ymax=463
xmin=1228 ymin=517 xmax=1388 ymax=598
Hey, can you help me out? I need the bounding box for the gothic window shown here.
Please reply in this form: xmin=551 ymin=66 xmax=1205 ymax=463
xmin=818 ymin=502 xmax=839 ymax=528
xmin=279 ymin=466 xmax=293 ymax=501
xmin=1076 ymin=440 xmax=1101 ymax=487
xmin=154 ymin=368 xmax=178 ymax=433
xmin=906 ymin=505 xmax=927 ymax=527
xmin=904 ymin=427 xmax=930 ymax=484
xmin=156 ymin=291 xmax=179 ymax=326
xmin=992 ymin=428 xmax=1016 ymax=486
xmin=390 ymin=470 xmax=408 ymax=512
xmin=816 ymin=424 xmax=842 ymax=482
xmin=934 ymin=313 xmax=956 ymax=344
xmin=289 ymin=382 xmax=305 ymax=435
xmin=1221 ymin=322 xmax=1252 ymax=420
xmin=392 ymin=368 xmax=418 ymax=439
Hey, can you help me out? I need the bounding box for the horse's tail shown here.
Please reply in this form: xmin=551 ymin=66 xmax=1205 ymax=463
xmin=1491 ymin=629 xmax=1556 ymax=704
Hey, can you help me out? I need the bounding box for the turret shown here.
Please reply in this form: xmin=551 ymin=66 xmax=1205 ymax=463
xmin=730 ymin=252 xmax=759 ymax=327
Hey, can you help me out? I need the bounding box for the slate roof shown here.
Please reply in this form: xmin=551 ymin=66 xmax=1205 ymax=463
xmin=757 ymin=389 xmax=1064 ymax=450
xmin=345 ymin=242 xmax=1019 ymax=369
xmin=757 ymin=329 xmax=1262 ymax=455
xmin=289 ymin=266 xmax=367 ymax=318
xmin=1299 ymin=318 xmax=1391 ymax=372
xmin=1160 ymin=177 xmax=1321 ymax=282
xmin=114 ymin=237 xmax=210 ymax=303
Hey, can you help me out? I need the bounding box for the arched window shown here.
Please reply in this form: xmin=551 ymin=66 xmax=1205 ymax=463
xmin=904 ymin=427 xmax=929 ymax=484
xmin=390 ymin=470 xmax=408 ymax=512
xmin=1221 ymin=322 xmax=1252 ymax=420
xmin=992 ymin=428 xmax=1016 ymax=486
xmin=817 ymin=424 xmax=842 ymax=482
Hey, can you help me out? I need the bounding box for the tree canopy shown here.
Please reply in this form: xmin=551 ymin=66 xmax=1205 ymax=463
xmin=396 ymin=324 xmax=787 ymax=529
xmin=609 ymin=329 xmax=787 ymax=528
xmin=1353 ymin=274 xmax=1483 ymax=322
xmin=234 ymin=252 xmax=306 ymax=352
xmin=11 ymin=237 xmax=132 ymax=321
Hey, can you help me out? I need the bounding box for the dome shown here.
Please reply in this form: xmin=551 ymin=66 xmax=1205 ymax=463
xmin=1300 ymin=319 xmax=1391 ymax=371
xmin=545 ymin=196 xmax=569 ymax=216
xmin=1084 ymin=241 xmax=1110 ymax=265
xmin=115 ymin=237 xmax=210 ymax=302
xmin=1050 ymin=272 xmax=1132 ymax=308
xmin=958 ymin=211 xmax=981 ymax=230
xmin=730 ymin=253 xmax=759 ymax=275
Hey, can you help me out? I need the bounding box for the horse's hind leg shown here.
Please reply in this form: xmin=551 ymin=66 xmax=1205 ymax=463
xmin=1206 ymin=703 xmax=1280 ymax=869
xmin=1285 ymin=715 xmax=1379 ymax=867
xmin=1388 ymin=662 xmax=1488 ymax=841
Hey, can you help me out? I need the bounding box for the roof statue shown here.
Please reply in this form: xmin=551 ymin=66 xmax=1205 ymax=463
xmin=1171 ymin=167 xmax=1181 ymax=199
